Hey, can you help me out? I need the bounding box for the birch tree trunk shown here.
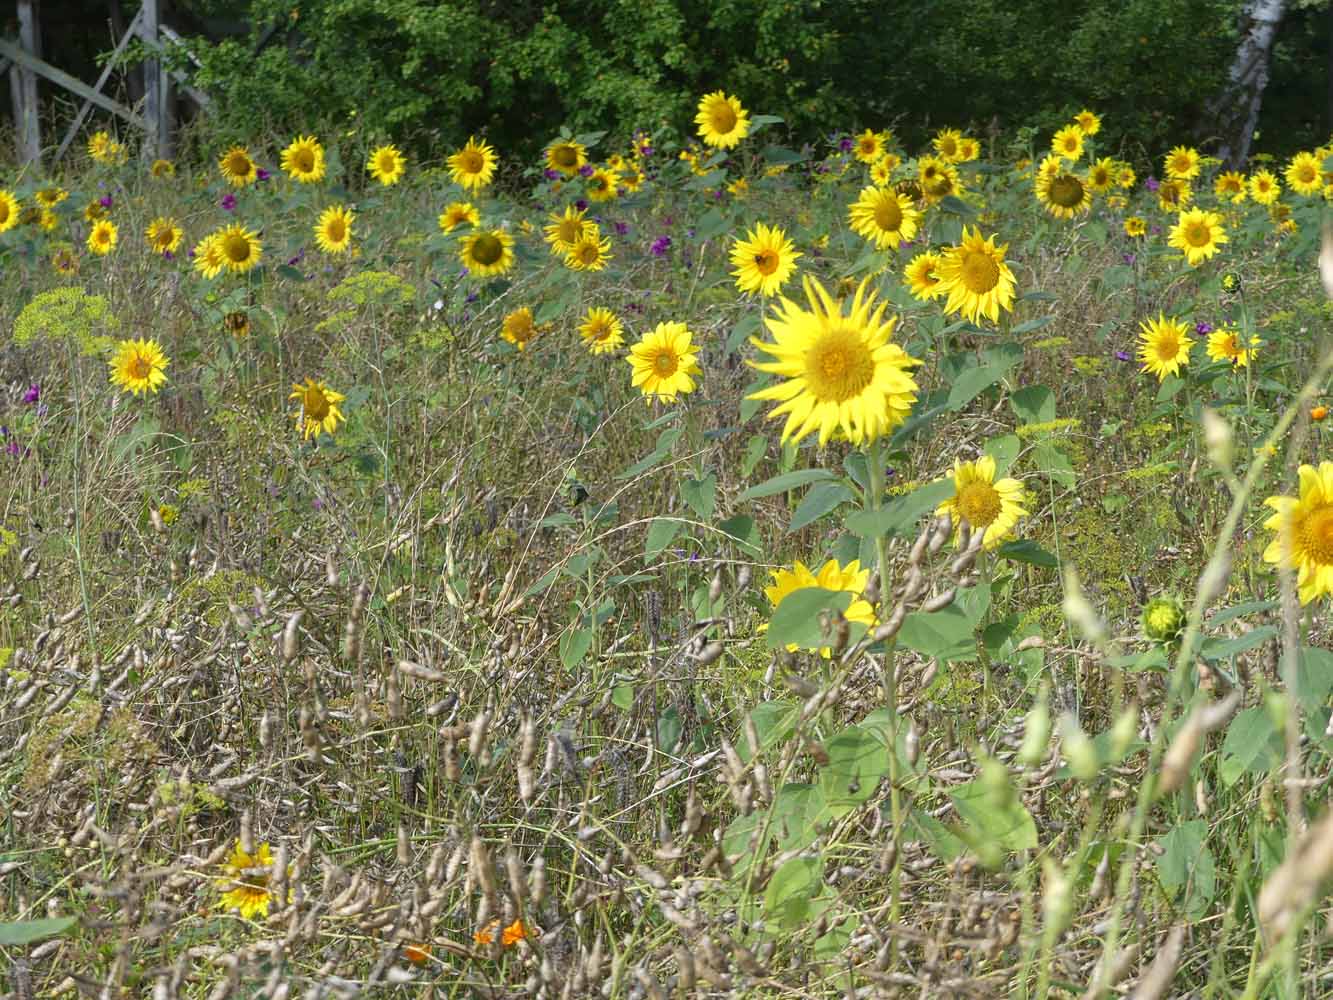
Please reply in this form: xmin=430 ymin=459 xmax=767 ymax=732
xmin=1213 ymin=0 xmax=1287 ymax=168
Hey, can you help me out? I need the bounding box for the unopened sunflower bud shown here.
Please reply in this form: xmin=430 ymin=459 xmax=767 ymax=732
xmin=1059 ymin=713 xmax=1099 ymax=781
xmin=904 ymin=718 xmax=920 ymax=766
xmin=1017 ymin=689 xmax=1051 ymax=766
xmin=1201 ymin=407 xmax=1234 ymax=473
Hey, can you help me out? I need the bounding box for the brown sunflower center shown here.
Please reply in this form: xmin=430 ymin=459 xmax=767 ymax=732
xmin=577 ymin=242 xmax=600 ymax=264
xmin=553 ymin=145 xmax=578 ymax=167
xmin=859 ymin=138 xmax=877 ymax=155
xmin=653 ymin=351 xmax=679 ymax=376
xmin=225 ymin=152 xmax=251 ymax=176
xmin=1050 ymin=175 xmax=1085 ymax=208
xmin=129 ymin=356 xmax=152 ymax=380
xmin=303 ymin=385 xmax=330 ymax=422
xmin=960 ymin=249 xmax=1000 ymax=294
xmin=556 ymin=219 xmax=581 ymax=243
xmin=295 ymin=149 xmax=315 ymax=172
xmin=222 ymin=234 xmax=252 ymax=263
xmin=591 ymin=175 xmax=608 ymax=191
xmin=956 ymin=481 xmax=1001 ymax=529
xmin=939 ymin=138 xmax=957 ymax=157
xmin=1297 ymin=505 xmax=1333 ymax=565
xmin=804 ymin=327 xmax=875 ymax=403
xmin=459 ymin=150 xmax=483 ymax=173
xmin=874 ymin=197 xmax=903 ymax=232
xmin=95 ymin=228 xmax=112 ymax=246
xmin=589 ymin=321 xmax=611 ymax=340
xmin=1171 ymin=154 xmax=1192 ymax=173
xmin=326 ymin=218 xmax=346 ymax=242
xmin=1184 ymin=222 xmax=1211 ymax=248
xmin=0 ymin=203 xmax=11 ymax=225
xmin=377 ymin=151 xmax=398 ymax=173
xmin=709 ymin=102 xmax=739 ymax=134
xmin=470 ymin=234 xmax=503 ymax=266
xmin=1298 ymin=165 xmax=1316 ymax=183
xmin=1154 ymin=334 xmax=1180 ymax=361
xmin=753 ymin=249 xmax=779 ymax=275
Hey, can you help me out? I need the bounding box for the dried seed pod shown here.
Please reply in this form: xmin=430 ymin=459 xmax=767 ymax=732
xmin=281 ymin=611 xmax=303 ymax=663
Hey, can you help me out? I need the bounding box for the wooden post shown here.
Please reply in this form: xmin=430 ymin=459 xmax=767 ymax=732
xmin=10 ymin=0 xmax=41 ymax=169
xmin=140 ymin=0 xmax=172 ymax=159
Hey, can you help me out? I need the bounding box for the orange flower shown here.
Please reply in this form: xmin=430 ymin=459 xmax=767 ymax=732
xmin=1313 ymin=406 xmax=1329 ymax=422
xmin=501 ymin=919 xmax=529 ymax=947
xmin=474 ymin=919 xmax=500 ymax=946
xmin=403 ymin=943 xmax=431 ymax=965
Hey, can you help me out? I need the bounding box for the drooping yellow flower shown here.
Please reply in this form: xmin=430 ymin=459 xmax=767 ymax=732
xmin=1137 ymin=314 xmax=1193 ymax=381
xmin=52 ymin=245 xmax=78 ymax=276
xmin=437 ymin=201 xmax=479 ymax=233
xmin=367 ymin=144 xmax=407 ymax=186
xmin=448 ymin=136 xmax=497 ymax=192
xmin=0 ymin=190 xmax=19 ymax=233
xmin=1073 ymin=109 xmax=1102 ymax=136
xmin=1124 ymin=216 xmax=1147 ymax=237
xmin=579 ymin=307 xmax=624 ymax=355
xmin=87 ymin=219 xmax=118 ymax=255
xmin=290 ymin=378 xmax=346 ymax=440
xmin=314 ymin=205 xmax=354 ymax=254
xmin=627 ymin=322 xmax=701 ymax=404
xmin=1250 ymin=169 xmax=1281 ymax=205
xmin=500 ymin=307 xmax=541 ymax=351
xmin=936 ymin=455 xmax=1027 ymax=549
xmin=847 ymin=186 xmax=920 ymax=250
xmin=1164 ymin=145 xmax=1200 ymax=181
xmin=144 ymin=217 xmax=182 ymax=256
xmin=565 ymin=227 xmax=612 ymax=271
xmin=932 ymin=127 xmax=964 ymax=162
xmin=1087 ymin=157 xmax=1117 ymax=193
xmin=217 ymin=840 xmax=277 ymax=920
xmin=1286 ymin=151 xmax=1323 ymax=197
xmin=150 ymin=158 xmax=175 ymax=179
xmin=904 ymin=250 xmax=946 ymax=300
xmin=936 ymin=226 xmax=1017 ymax=325
xmin=459 ymin=229 xmax=515 ymax=277
xmin=223 ymin=311 xmax=251 ymax=338
xmin=1034 ymin=156 xmax=1093 ymax=219
xmin=1168 ymin=207 xmax=1227 ymax=267
xmin=1214 ymin=171 xmax=1247 ymax=203
xmin=218 ymin=145 xmax=258 ymax=186
xmin=36 ymin=209 xmax=57 ymax=232
xmin=763 ymin=558 xmax=877 ymax=656
xmin=214 ymin=224 xmax=263 ymax=274
xmin=193 ymin=234 xmax=226 ymax=279
xmin=585 ymin=166 xmax=619 ymax=202
xmin=1051 ymin=125 xmax=1085 ymax=161
xmin=280 ymin=134 xmax=326 ymax=183
xmin=730 ymin=222 xmax=801 ymax=296
xmin=747 ymin=276 xmax=919 ymax=446
xmin=1156 ymin=178 xmax=1193 ymax=213
xmin=695 ymin=91 xmax=749 ymax=149
xmin=544 ymin=205 xmax=590 ymax=256
xmin=545 ymin=139 xmax=587 ymax=176
xmin=1264 ymin=462 xmax=1333 ymax=604
xmin=854 ymin=128 xmax=888 ymax=164
xmin=108 ymin=337 xmax=169 ymax=396
xmin=1206 ymin=328 xmax=1259 ymax=367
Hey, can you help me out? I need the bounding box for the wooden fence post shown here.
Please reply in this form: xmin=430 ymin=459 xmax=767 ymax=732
xmin=140 ymin=0 xmax=172 ymax=159
xmin=10 ymin=0 xmax=41 ymax=169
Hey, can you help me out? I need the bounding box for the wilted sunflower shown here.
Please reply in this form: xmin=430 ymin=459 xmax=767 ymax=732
xmin=438 ymin=201 xmax=479 ymax=233
xmin=1214 ymin=171 xmax=1247 ymax=203
xmin=35 ymin=186 xmax=67 ymax=208
xmin=747 ymin=276 xmax=919 ymax=445
xmin=854 ymin=128 xmax=887 ymax=164
xmin=290 ymin=378 xmax=346 ymax=440
xmin=223 ymin=311 xmax=251 ymax=338
xmin=314 ymin=205 xmax=354 ymax=254
xmin=585 ymin=166 xmax=619 ymax=202
xmin=695 ymin=91 xmax=749 ymax=149
xmin=150 ymin=158 xmax=175 ymax=179
xmin=1264 ymin=462 xmax=1333 ymax=604
xmin=936 ymin=227 xmax=1016 ymax=325
xmin=145 ymin=217 xmax=183 ymax=255
xmin=87 ymin=219 xmax=118 ymax=255
xmin=579 ymin=307 xmax=624 ymax=355
xmin=904 ymin=250 xmax=946 ymax=300
xmin=543 ymin=205 xmax=590 ymax=256
xmin=917 ymin=156 xmax=960 ymax=202
xmin=1163 ymin=145 xmax=1200 ymax=181
xmin=108 ymin=337 xmax=168 ymax=395
xmin=936 ymin=456 xmax=1027 ymax=549
xmin=730 ymin=222 xmax=801 ymax=296
xmin=0 ymin=190 xmax=18 ymax=233
xmin=193 ymin=234 xmax=226 ymax=279
xmin=367 ymin=144 xmax=406 ymax=186
xmin=1156 ymin=178 xmax=1192 ymax=212
xmin=217 ymin=840 xmax=278 ymax=920
xmin=501 ymin=307 xmax=541 ymax=351
xmin=281 ymin=134 xmax=326 ymax=183
xmin=52 ymin=245 xmax=78 ymax=275
xmin=1206 ymin=328 xmax=1259 ymax=367
xmin=1051 ymin=125 xmax=1084 ymax=161
xmin=564 ymin=228 xmax=611 ymax=271
xmin=459 ymin=229 xmax=515 ymax=277
xmin=1087 ymin=157 xmax=1117 ymax=193
xmin=1168 ymin=207 xmax=1227 ymax=267
xmin=218 ymin=145 xmax=258 ymax=186
xmin=545 ymin=139 xmax=587 ymax=176
xmin=448 ymin=136 xmax=497 ymax=192
xmin=1124 ymin=216 xmax=1147 ymax=237
xmin=1137 ymin=315 xmax=1193 ymax=381
xmin=215 ymin=224 xmax=263 ymax=273
xmin=1249 ymin=169 xmax=1281 ymax=205
xmin=763 ymin=558 xmax=876 ymax=656
xmin=1035 ymin=156 xmax=1093 ymax=219
xmin=84 ymin=200 xmax=107 ymax=223
xmin=848 ymin=186 xmax=920 ymax=249
xmin=628 ymin=322 xmax=701 ymax=404
xmin=1286 ymin=151 xmax=1323 ymax=197
xmin=1073 ymin=109 xmax=1102 ymax=136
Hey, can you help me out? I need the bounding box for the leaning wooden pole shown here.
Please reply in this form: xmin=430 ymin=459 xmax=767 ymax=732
xmin=140 ymin=0 xmax=172 ymax=158
xmin=10 ymin=0 xmax=41 ymax=169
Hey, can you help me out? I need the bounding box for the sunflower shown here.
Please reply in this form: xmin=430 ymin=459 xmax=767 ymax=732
xmin=932 ymin=127 xmax=963 ymax=162
xmin=1206 ymin=328 xmax=1259 ymax=367
xmin=956 ymin=137 xmax=980 ymax=163
xmin=1286 ymin=151 xmax=1323 ymax=197
xmin=1249 ymin=169 xmax=1281 ymax=205
xmin=904 ymin=250 xmax=946 ymax=300
xmin=52 ymin=245 xmax=78 ymax=276
xmin=565 ymin=228 xmax=612 ymax=271
xmin=848 ymin=186 xmax=920 ymax=250
xmin=290 ymin=378 xmax=347 ymax=440
xmin=579 ymin=307 xmax=624 ymax=355
xmin=918 ymin=156 xmax=960 ymax=202
xmin=145 ymin=217 xmax=183 ymax=255
xmin=1156 ymin=178 xmax=1192 ymax=213
xmin=1168 ymin=207 xmax=1227 ymax=267
xmin=217 ymin=840 xmax=278 ymax=920
xmin=84 ymin=200 xmax=107 ymax=223
xmin=1137 ymin=314 xmax=1193 ymax=381
xmin=1073 ymin=109 xmax=1102 ymax=136
xmin=438 ymin=201 xmax=479 ymax=233
xmin=35 ymin=186 xmax=67 ymax=208
xmin=37 ymin=209 xmax=57 ymax=232
xmin=218 ymin=145 xmax=258 ymax=186
xmin=1164 ymin=145 xmax=1200 ymax=181
xmin=459 ymin=229 xmax=515 ymax=277
xmin=936 ymin=456 xmax=1027 ymax=549
xmin=280 ymin=134 xmax=326 ymax=183
xmin=546 ymin=139 xmax=587 ymax=176
xmin=746 ymin=276 xmax=919 ymax=446
xmin=108 ymin=337 xmax=169 ymax=396
xmin=215 ymin=224 xmax=263 ymax=273
xmin=500 ymin=307 xmax=541 ymax=351
xmin=314 ymin=205 xmax=354 ymax=254
xmin=585 ymin=166 xmax=619 ymax=202
xmin=620 ymin=163 xmax=646 ymax=193
xmin=627 ymin=322 xmax=701 ymax=404
xmin=695 ymin=91 xmax=749 ymax=149
xmin=1124 ymin=216 xmax=1147 ymax=238
xmin=367 ymin=144 xmax=407 ymax=186
xmin=87 ymin=130 xmax=115 ymax=164
xmin=1035 ymin=156 xmax=1093 ymax=219
xmin=763 ymin=558 xmax=877 ymax=656
xmin=854 ymin=128 xmax=887 ymax=164
xmin=192 ymin=234 xmax=226 ymax=279
xmin=1051 ymin=125 xmax=1085 ymax=161
xmin=87 ymin=219 xmax=118 ymax=255
xmin=1264 ymin=462 xmax=1333 ymax=604
xmin=223 ymin=311 xmax=251 ymax=338
xmin=150 ymin=158 xmax=175 ymax=179
xmin=448 ymin=136 xmax=497 ymax=192
xmin=543 ymin=205 xmax=590 ymax=256
xmin=869 ymin=156 xmax=897 ymax=186
xmin=936 ymin=227 xmax=1017 ymax=325
xmin=1087 ymin=157 xmax=1117 ymax=193
xmin=1117 ymin=163 xmax=1137 ymax=189
xmin=730 ymin=222 xmax=801 ymax=296
xmin=1214 ymin=171 xmax=1248 ymax=203
xmin=0 ymin=190 xmax=19 ymax=233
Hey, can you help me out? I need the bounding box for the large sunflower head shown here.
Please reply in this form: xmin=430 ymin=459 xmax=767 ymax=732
xmin=1168 ymin=207 xmax=1227 ymax=267
xmin=1051 ymin=125 xmax=1084 ymax=161
xmin=935 ymin=226 xmax=1017 ymax=325
xmin=627 ymin=321 xmax=701 ymax=404
xmin=145 ymin=217 xmax=183 ymax=255
xmin=1073 ymin=109 xmax=1102 ymax=136
xmin=500 ymin=307 xmax=541 ymax=351
xmin=215 ymin=224 xmax=263 ymax=273
xmin=746 ymin=275 xmax=920 ymax=446
xmin=108 ymin=337 xmax=169 ymax=396
xmin=1137 ymin=314 xmax=1193 ymax=381
xmin=579 ymin=307 xmax=624 ymax=355
xmin=1264 ymin=462 xmax=1333 ymax=604
xmin=1034 ymin=157 xmax=1093 ymax=219
xmin=544 ymin=205 xmax=591 ymax=255
xmin=438 ymin=201 xmax=479 ymax=234
xmin=763 ymin=558 xmax=876 ymax=657
xmin=730 ymin=222 xmax=801 ymax=296
xmin=545 ymin=139 xmax=588 ymax=176
xmin=218 ymin=145 xmax=258 ymax=187
xmin=314 ymin=205 xmax=354 ymax=255
xmin=1124 ymin=216 xmax=1147 ymax=238
xmin=936 ymin=455 xmax=1028 ymax=549
xmin=290 ymin=378 xmax=346 ymax=440
xmin=1206 ymin=328 xmax=1260 ymax=368
xmin=459 ymin=229 xmax=515 ymax=277
xmin=217 ymin=840 xmax=278 ymax=919
xmin=695 ymin=91 xmax=750 ymax=149
xmin=281 ymin=135 xmax=326 ymax=183
xmin=448 ymin=137 xmax=498 ymax=192
xmin=933 ymin=127 xmax=963 ymax=162
xmin=87 ymin=219 xmax=118 ymax=256
xmin=35 ymin=186 xmax=67 ymax=208
xmin=1156 ymin=178 xmax=1193 ymax=213
xmin=0 ymin=190 xmax=20 ymax=233
xmin=1164 ymin=145 xmax=1200 ymax=181
xmin=904 ymin=250 xmax=946 ymax=301
xmin=564 ymin=228 xmax=612 ymax=271
xmin=193 ymin=234 xmax=226 ymax=279
xmin=1087 ymin=157 xmax=1117 ymax=194
xmin=848 ymin=186 xmax=920 ymax=250
xmin=87 ymin=130 xmax=115 ymax=164
xmin=367 ymin=144 xmax=407 ymax=186
xmin=917 ymin=156 xmax=960 ymax=202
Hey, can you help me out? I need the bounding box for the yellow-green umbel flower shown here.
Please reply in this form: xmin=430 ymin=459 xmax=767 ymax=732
xmin=1141 ymin=596 xmax=1185 ymax=644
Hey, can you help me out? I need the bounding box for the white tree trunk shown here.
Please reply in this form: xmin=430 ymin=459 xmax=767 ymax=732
xmin=1215 ymin=0 xmax=1287 ymax=167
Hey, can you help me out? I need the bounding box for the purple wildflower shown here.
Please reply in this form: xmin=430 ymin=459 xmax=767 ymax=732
xmin=614 ymin=221 xmax=629 ymax=237
xmin=575 ymin=199 xmax=588 ymax=211
xmin=650 ymin=236 xmax=672 ymax=257
xmin=578 ymin=164 xmax=594 ymax=178
xmin=1195 ymin=321 xmax=1213 ymax=335
xmin=99 ymin=194 xmax=113 ymax=208
xmin=543 ymin=168 xmax=560 ymax=180
xmin=1123 ymin=253 xmax=1136 ymax=266
xmin=287 ymin=249 xmax=306 ymax=266
xmin=1144 ymin=176 xmax=1159 ymax=192
xmin=221 ymin=193 xmax=237 ymax=212
xmin=257 ymin=168 xmax=271 ymax=181
xmin=1115 ymin=350 xmax=1131 ymax=362
xmin=22 ymin=384 xmax=39 ymax=405
xmin=839 ymin=136 xmax=854 ymax=152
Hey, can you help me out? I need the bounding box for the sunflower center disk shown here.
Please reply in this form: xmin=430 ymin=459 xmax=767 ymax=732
xmin=460 ymin=152 xmax=483 ymax=173
xmin=805 ymin=329 xmax=875 ymax=403
xmin=960 ymin=250 xmax=1000 ymax=294
xmin=223 ymin=236 xmax=250 ymax=263
xmin=1185 ymin=224 xmax=1210 ymax=248
xmin=710 ymin=104 xmax=738 ymax=133
xmin=328 ymin=221 xmax=345 ymax=241
xmin=471 ymin=235 xmax=503 ymax=265
xmin=558 ymin=221 xmax=580 ymax=243
xmin=295 ymin=150 xmax=314 ymax=171
xmin=1298 ymin=506 xmax=1333 ymax=565
xmin=874 ymin=199 xmax=903 ymax=232
xmin=1155 ymin=335 xmax=1179 ymax=361
xmin=653 ymin=352 xmax=678 ymax=376
xmin=1050 ymin=176 xmax=1084 ymax=208
xmin=226 ymin=154 xmax=249 ymax=174
xmin=303 ymin=387 xmax=329 ymax=422
xmin=957 ymin=482 xmax=1002 ymax=529
xmin=129 ymin=357 xmax=152 ymax=380
xmin=753 ymin=250 xmax=779 ymax=275
xmin=554 ymin=146 xmax=577 ymax=167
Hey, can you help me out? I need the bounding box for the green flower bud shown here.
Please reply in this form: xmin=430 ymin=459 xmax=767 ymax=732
xmin=1142 ymin=596 xmax=1186 ymax=645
